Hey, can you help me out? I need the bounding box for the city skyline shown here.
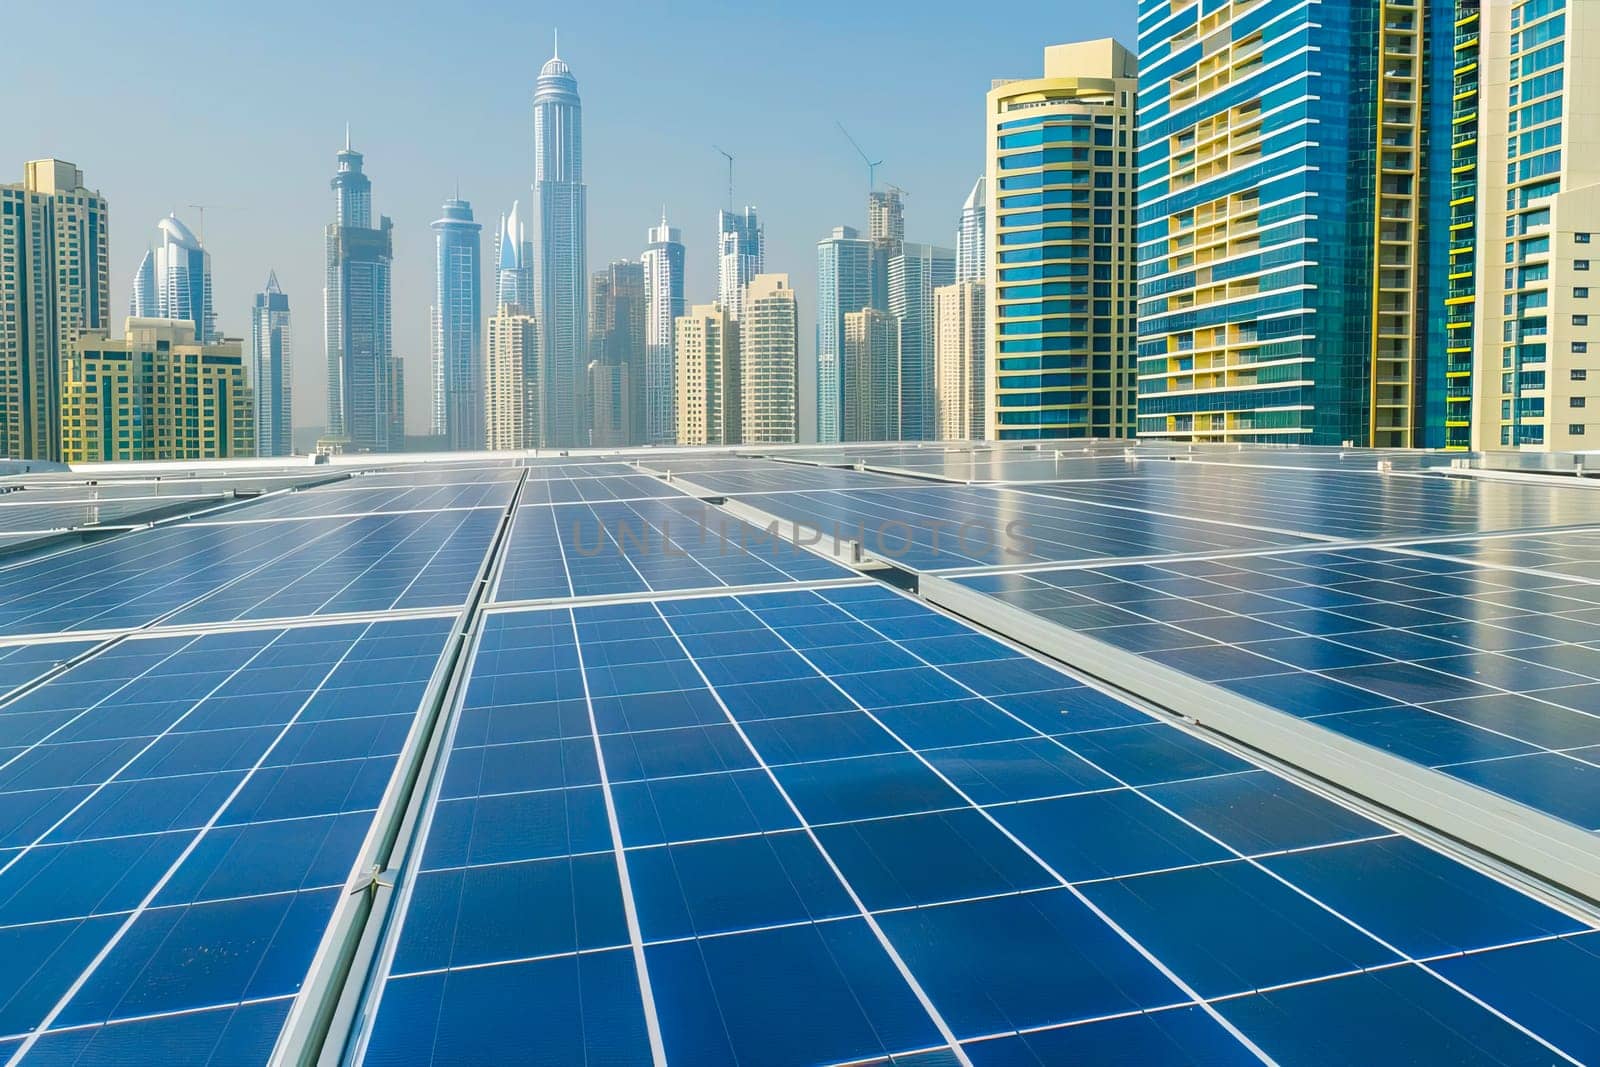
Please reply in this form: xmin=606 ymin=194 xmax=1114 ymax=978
xmin=0 ymin=1 xmax=1132 ymax=441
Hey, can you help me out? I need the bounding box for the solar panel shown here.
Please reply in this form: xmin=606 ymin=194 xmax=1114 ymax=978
xmin=349 ymin=584 xmax=1596 ymax=1065
xmin=955 ymin=545 xmax=1600 ymax=831
xmin=2 ymin=444 xmax=1599 ymax=1066
xmin=0 ymin=617 xmax=452 ymax=1060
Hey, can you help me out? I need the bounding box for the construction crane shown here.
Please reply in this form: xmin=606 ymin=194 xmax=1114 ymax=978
xmin=186 ymin=203 xmax=227 ymax=246
xmin=712 ymin=146 xmax=734 ymax=212
xmin=835 ymin=121 xmax=883 ymax=192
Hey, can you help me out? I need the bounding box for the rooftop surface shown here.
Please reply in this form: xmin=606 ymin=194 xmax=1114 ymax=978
xmin=1 ymin=442 xmax=1598 ymax=1065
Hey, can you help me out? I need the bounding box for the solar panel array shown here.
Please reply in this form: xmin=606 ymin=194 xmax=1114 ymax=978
xmin=0 ymin=444 xmax=1597 ymax=1066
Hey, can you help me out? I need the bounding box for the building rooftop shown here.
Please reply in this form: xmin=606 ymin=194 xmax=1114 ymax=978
xmin=0 ymin=441 xmax=1598 ymax=1063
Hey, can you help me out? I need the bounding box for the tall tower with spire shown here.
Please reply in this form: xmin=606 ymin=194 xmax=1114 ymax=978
xmin=641 ymin=211 xmax=685 ymax=444
xmin=324 ymin=134 xmax=400 ymax=451
xmin=251 ymin=271 xmax=293 ymax=456
xmin=532 ymin=35 xmax=587 ymax=446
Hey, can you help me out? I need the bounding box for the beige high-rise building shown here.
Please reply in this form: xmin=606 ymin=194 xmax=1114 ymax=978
xmin=674 ymin=302 xmax=739 ymax=446
xmin=739 ymin=274 xmax=798 ymax=444
xmin=485 ymin=304 xmax=540 ymax=450
xmin=1469 ymin=2 xmax=1600 ymax=451
xmin=0 ymin=160 xmax=110 ymax=461
xmin=935 ymin=280 xmax=986 ymax=441
xmin=843 ymin=307 xmax=899 ymax=442
xmin=60 ymin=318 xmax=252 ymax=462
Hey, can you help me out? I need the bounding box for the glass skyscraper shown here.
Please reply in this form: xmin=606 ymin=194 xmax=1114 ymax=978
xmin=533 ymin=46 xmax=588 ymax=447
xmin=494 ymin=199 xmax=533 ymax=312
xmin=324 ymin=135 xmax=401 ymax=452
xmin=251 ymin=271 xmax=292 ymax=457
xmin=718 ymin=206 xmax=764 ymax=320
xmin=957 ymin=176 xmax=987 ymax=283
xmin=430 ymin=196 xmax=483 ymax=450
xmin=642 ymin=214 xmax=685 ymax=444
xmin=131 ymin=214 xmax=216 ymax=342
xmin=1136 ymin=1 xmax=1453 ymax=446
xmin=816 ymin=225 xmax=873 ymax=443
xmin=889 ymin=242 xmax=955 ymax=441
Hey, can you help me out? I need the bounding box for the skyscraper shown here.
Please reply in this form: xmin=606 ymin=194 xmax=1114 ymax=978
xmin=868 ymin=187 xmax=905 ymax=313
xmin=588 ymin=259 xmax=646 ymax=444
xmin=324 ymin=134 xmax=401 ymax=452
xmin=132 ymin=214 xmax=216 ymax=342
xmin=62 ymin=318 xmax=253 ymax=462
xmin=889 ymin=242 xmax=955 ymax=440
xmin=486 ymin=303 xmax=540 ymax=450
xmin=130 ymin=250 xmax=156 ymax=318
xmin=1137 ymin=7 xmax=1452 ymax=446
xmin=1447 ymin=0 xmax=1480 ymax=451
xmin=431 ymin=196 xmax=483 ymax=450
xmin=815 ymin=226 xmax=873 ymax=444
xmin=935 ymin=279 xmax=985 ymax=441
xmin=956 ymin=176 xmax=986 ymax=283
xmin=843 ymin=307 xmax=899 ymax=442
xmin=251 ymin=271 xmax=293 ymax=457
xmin=717 ymin=206 xmax=764 ymax=320
xmin=1469 ymin=0 xmax=1596 ymax=451
xmin=641 ymin=213 xmax=685 ymax=444
xmin=494 ymin=200 xmax=534 ymax=311
xmin=740 ymin=274 xmax=799 ymax=444
xmin=989 ymin=39 xmax=1137 ymax=441
xmin=675 ymin=303 xmax=739 ymax=446
xmin=0 ymin=159 xmax=109 ymax=461
xmin=532 ymin=43 xmax=588 ymax=447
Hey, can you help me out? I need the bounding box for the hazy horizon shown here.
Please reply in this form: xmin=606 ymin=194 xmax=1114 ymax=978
xmin=3 ymin=0 xmax=1132 ymax=440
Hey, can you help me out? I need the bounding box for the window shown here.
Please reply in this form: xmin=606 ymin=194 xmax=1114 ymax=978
xmin=1579 ymin=287 xmax=1592 ymax=299
xmin=1577 ymin=315 xmax=1590 ymax=326
xmin=1571 ymin=424 xmax=1587 ymax=435
xmin=1575 ymin=342 xmax=1589 ymax=353
xmin=1574 ymin=397 xmax=1588 ymax=408
xmin=1580 ymin=233 xmax=1594 ymax=244
xmin=1574 ymin=369 xmax=1589 ymax=382
xmin=1578 ymin=260 xmax=1592 ymax=271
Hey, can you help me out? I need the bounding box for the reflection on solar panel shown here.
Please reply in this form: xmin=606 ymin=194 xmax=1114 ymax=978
xmin=958 ymin=546 xmax=1600 ymax=830
xmin=495 ymin=496 xmax=850 ymax=602
xmin=0 ymin=442 xmax=1598 ymax=1066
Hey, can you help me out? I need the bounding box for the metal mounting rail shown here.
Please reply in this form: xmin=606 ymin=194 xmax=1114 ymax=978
xmin=268 ymin=467 xmax=530 ymax=1067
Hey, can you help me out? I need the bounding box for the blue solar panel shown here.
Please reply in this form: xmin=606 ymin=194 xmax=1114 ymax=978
xmin=730 ymin=485 xmax=1309 ymax=569
xmin=493 ymin=497 xmax=850 ymax=602
xmin=0 ymin=641 xmax=97 ymax=699
xmin=1033 ymin=465 xmax=1600 ymax=539
xmin=0 ymin=616 xmax=450 ymax=1060
xmin=957 ymin=546 xmax=1600 ymax=831
xmin=352 ymin=584 xmax=1595 ymax=1065
xmin=188 ymin=479 xmax=515 ymax=522
xmin=518 ymin=473 xmax=687 ymax=504
xmin=0 ymin=510 xmax=499 ymax=638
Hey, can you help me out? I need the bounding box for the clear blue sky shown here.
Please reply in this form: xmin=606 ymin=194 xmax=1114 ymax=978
xmin=3 ymin=0 xmax=1134 ymax=438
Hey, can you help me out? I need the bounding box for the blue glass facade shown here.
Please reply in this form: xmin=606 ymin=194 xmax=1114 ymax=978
xmin=1136 ymin=0 xmax=1455 ymax=446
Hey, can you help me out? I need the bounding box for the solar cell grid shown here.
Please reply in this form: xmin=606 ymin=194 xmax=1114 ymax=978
xmin=494 ymin=496 xmax=850 ymax=603
xmin=517 ymin=472 xmax=687 ymax=504
xmin=0 ymin=617 xmax=450 ymax=1060
xmin=354 ymin=584 xmax=1597 ymax=1066
xmin=957 ymin=546 xmax=1600 ymax=831
xmin=1035 ymin=465 xmax=1600 ymax=540
xmin=735 ymin=484 xmax=1311 ymax=570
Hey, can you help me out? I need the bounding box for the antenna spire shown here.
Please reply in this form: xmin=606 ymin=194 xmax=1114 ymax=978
xmin=344 ymin=122 xmax=350 ymax=150
xmin=553 ymin=28 xmax=559 ymax=58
